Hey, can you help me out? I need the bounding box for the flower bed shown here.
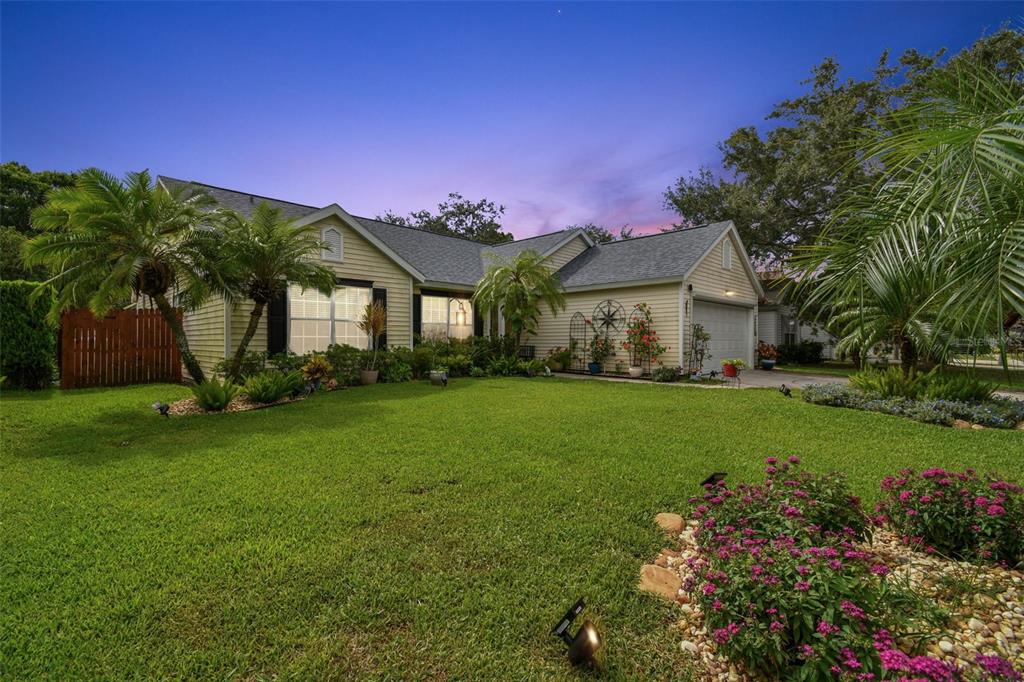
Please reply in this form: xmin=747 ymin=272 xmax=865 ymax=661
xmin=643 ymin=459 xmax=1023 ymax=681
xmin=802 ymin=383 xmax=1024 ymax=429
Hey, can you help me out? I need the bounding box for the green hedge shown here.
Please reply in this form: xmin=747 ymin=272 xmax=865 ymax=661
xmin=0 ymin=280 xmax=56 ymax=389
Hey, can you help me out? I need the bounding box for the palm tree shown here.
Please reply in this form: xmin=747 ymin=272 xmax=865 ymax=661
xmin=23 ymin=169 xmax=225 ymax=383
xmin=219 ymin=202 xmax=336 ymax=381
xmin=472 ymin=250 xmax=566 ymax=350
xmin=793 ymin=61 xmax=1024 ymax=372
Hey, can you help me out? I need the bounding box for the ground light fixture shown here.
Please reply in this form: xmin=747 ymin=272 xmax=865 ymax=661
xmin=551 ymin=598 xmax=602 ymax=666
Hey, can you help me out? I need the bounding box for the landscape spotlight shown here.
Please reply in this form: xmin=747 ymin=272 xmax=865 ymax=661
xmin=700 ymin=472 xmax=727 ymax=488
xmin=551 ymin=598 xmax=602 ymax=666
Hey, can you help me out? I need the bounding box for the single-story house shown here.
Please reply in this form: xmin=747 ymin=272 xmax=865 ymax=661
xmin=157 ymin=177 xmax=763 ymax=376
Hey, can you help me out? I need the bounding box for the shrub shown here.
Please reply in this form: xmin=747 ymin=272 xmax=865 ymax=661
xmin=324 ymin=344 xmax=364 ymax=386
xmin=0 ymin=281 xmax=56 ymax=389
xmin=851 ymin=367 xmax=931 ymax=399
xmin=301 ymin=355 xmax=333 ymax=385
xmin=268 ymin=351 xmax=308 ymax=373
xmin=469 ymin=366 xmax=487 ymax=378
xmin=688 ymin=459 xmax=941 ymax=679
xmin=778 ymin=339 xmax=823 ymax=364
xmin=191 ymin=378 xmax=240 ymax=411
xmin=651 ymin=365 xmax=679 ymax=382
xmin=487 ymin=355 xmax=520 ymax=377
xmin=446 ymin=353 xmax=472 ymax=377
xmin=518 ymin=358 xmax=545 ymax=377
xmin=877 ymin=468 xmax=1024 ymax=566
xmin=381 ymin=361 xmax=412 ymax=383
xmin=244 ymin=370 xmax=302 ymax=404
xmin=756 ymin=341 xmax=778 ymax=361
xmin=213 ymin=351 xmax=266 ymax=380
xmin=921 ymin=373 xmax=997 ymax=402
xmin=411 ymin=344 xmax=436 ymax=378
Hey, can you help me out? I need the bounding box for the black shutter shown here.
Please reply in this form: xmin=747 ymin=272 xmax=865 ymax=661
xmin=412 ymin=294 xmax=422 ymax=342
xmin=267 ymin=289 xmax=287 ymax=355
xmin=473 ymin=302 xmax=484 ymax=337
xmin=372 ymin=287 xmax=388 ymax=349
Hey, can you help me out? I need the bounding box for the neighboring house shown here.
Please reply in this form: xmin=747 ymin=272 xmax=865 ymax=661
xmin=758 ymin=276 xmax=836 ymax=360
xmin=157 ymin=177 xmax=763 ymax=377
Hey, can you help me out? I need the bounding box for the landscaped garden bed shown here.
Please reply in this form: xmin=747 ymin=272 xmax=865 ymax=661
xmin=641 ymin=460 xmax=1024 ymax=680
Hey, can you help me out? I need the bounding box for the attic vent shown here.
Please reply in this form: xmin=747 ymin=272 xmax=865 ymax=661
xmin=722 ymin=241 xmax=733 ymax=270
xmin=249 ymin=195 xmax=254 ymax=204
xmin=322 ymin=227 xmax=343 ymax=262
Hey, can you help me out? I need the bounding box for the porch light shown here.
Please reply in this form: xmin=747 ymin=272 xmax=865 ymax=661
xmin=552 ymin=598 xmax=602 ymax=666
xmin=454 ymin=300 xmax=467 ymax=326
xmin=724 ymin=289 xmax=736 ymax=297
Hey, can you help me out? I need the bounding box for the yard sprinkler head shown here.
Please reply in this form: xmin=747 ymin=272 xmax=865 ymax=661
xmin=552 ymin=598 xmax=602 ymax=666
xmin=701 ymin=472 xmax=727 ymax=488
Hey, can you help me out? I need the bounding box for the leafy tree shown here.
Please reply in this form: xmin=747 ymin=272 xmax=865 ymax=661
xmin=377 ymin=192 xmax=514 ymax=244
xmin=1 ymin=162 xmax=78 ymax=234
xmin=219 ymin=203 xmax=336 ymax=381
xmin=472 ymin=250 xmax=566 ymax=350
xmin=565 ymin=222 xmax=634 ymax=244
xmin=23 ymin=169 xmax=225 ymax=383
xmin=794 ymin=61 xmax=1024 ymax=373
xmin=664 ymin=29 xmax=1024 ymax=267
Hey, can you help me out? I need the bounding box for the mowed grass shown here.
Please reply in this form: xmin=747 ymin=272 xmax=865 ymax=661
xmin=1 ymin=379 xmax=1019 ymax=680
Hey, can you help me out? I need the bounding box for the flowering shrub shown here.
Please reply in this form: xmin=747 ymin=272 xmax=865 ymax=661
xmin=877 ymin=468 xmax=1024 ymax=566
xmin=757 ymin=340 xmax=778 ymax=361
xmin=686 ymin=458 xmax=958 ymax=679
xmin=621 ymin=303 xmax=666 ymax=366
xmin=588 ymin=332 xmax=614 ymax=365
xmin=802 ymin=383 xmax=1024 ymax=429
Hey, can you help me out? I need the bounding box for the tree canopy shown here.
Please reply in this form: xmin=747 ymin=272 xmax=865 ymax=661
xmin=377 ymin=192 xmax=514 ymax=245
xmin=663 ymin=29 xmax=1024 ymax=267
xmin=564 ymin=222 xmax=635 ymax=244
xmin=1 ymin=162 xmax=79 ymax=280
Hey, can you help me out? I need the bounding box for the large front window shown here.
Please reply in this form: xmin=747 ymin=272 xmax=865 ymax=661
xmin=289 ymin=284 xmax=371 ymax=354
xmin=421 ymin=295 xmax=473 ymax=340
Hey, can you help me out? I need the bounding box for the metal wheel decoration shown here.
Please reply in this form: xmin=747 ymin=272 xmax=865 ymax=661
xmin=568 ymin=312 xmax=588 ymax=372
xmin=591 ymin=299 xmax=626 ymax=335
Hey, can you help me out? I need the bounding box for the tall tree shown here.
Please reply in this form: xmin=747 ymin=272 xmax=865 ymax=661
xmin=565 ymin=222 xmax=634 ymax=244
xmin=664 ymin=29 xmax=1024 ymax=267
xmin=1 ymin=162 xmax=79 ymax=280
xmin=472 ymin=250 xmax=566 ymax=350
xmin=219 ymin=202 xmax=336 ymax=381
xmin=23 ymin=169 xmax=225 ymax=383
xmin=377 ymin=192 xmax=514 ymax=244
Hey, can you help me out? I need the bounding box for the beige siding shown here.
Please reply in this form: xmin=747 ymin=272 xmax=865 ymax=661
xmin=528 ymin=283 xmax=683 ymax=368
xmin=229 ymin=300 xmax=267 ymax=355
xmin=546 ymin=235 xmax=590 ymax=271
xmin=182 ymin=295 xmax=226 ymax=379
xmin=686 ymin=232 xmax=758 ymax=305
xmin=310 ymin=215 xmax=414 ymax=348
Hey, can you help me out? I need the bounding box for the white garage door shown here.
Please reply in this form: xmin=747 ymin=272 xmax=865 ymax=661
xmin=693 ymin=301 xmax=751 ymax=365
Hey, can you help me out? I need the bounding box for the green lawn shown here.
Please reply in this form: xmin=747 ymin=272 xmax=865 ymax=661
xmin=1 ymin=379 xmax=1019 ymax=680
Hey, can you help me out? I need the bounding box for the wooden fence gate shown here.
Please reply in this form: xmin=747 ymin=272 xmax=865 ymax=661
xmin=60 ymin=309 xmax=182 ymax=389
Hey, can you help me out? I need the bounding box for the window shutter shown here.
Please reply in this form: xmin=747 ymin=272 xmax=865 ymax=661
xmin=473 ymin=303 xmax=484 ymax=337
xmin=267 ymin=289 xmax=288 ymax=355
xmin=322 ymin=228 xmax=343 ymax=262
xmin=372 ymin=287 xmax=387 ymax=349
xmin=412 ymin=294 xmax=422 ymax=342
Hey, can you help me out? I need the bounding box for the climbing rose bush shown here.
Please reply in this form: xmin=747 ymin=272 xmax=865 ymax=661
xmin=688 ymin=458 xmax=950 ymax=679
xmin=876 ymin=468 xmax=1024 ymax=567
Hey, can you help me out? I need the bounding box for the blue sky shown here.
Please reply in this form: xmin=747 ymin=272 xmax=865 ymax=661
xmin=1 ymin=2 xmax=1018 ymax=237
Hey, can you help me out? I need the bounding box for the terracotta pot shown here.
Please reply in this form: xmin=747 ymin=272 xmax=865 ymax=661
xmin=628 ymin=366 xmax=644 ymax=378
xmin=360 ymin=369 xmax=379 ymax=385
xmin=722 ymin=364 xmax=738 ymax=378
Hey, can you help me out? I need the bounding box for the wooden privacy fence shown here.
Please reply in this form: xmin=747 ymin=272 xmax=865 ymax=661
xmin=60 ymin=309 xmax=181 ymax=389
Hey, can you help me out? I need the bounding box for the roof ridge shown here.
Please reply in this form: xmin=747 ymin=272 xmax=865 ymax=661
xmin=499 ymin=228 xmax=576 ymax=246
xmin=594 ymin=221 xmax=730 ymax=247
xmin=353 ymin=215 xmax=494 ymax=245
xmin=158 ymin=175 xmax=321 ymax=211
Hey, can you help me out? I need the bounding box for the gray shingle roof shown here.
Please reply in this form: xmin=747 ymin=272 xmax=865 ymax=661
xmin=155 ymin=177 xmax=734 ymax=289
xmin=158 ymin=176 xmax=319 ymax=221
xmin=555 ymin=221 xmax=733 ymax=288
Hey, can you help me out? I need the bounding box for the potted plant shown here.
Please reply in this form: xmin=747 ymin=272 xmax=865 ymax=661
xmin=721 ymin=358 xmax=748 ymax=378
xmin=546 ymin=346 xmax=571 ymax=372
xmin=301 ymin=354 xmax=333 ymax=392
xmin=622 ymin=302 xmax=666 ymax=378
xmin=357 ymin=301 xmax=387 ymax=385
xmin=588 ymin=331 xmax=612 ymax=374
xmin=757 ymin=341 xmax=778 ymax=370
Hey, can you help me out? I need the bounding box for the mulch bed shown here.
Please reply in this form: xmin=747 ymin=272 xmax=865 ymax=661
xmin=167 ymin=389 xmax=348 ymax=416
xmin=651 ymin=520 xmax=1023 ymax=681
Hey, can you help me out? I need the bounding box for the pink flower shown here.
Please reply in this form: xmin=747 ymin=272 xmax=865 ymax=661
xmin=794 ymin=581 xmax=811 ymax=592
xmin=870 ymin=564 xmax=890 ymax=576
xmin=816 ymin=620 xmax=839 ymax=636
xmin=702 ymin=583 xmax=717 ymax=595
xmin=788 ymin=455 xmax=800 ymax=464
xmin=840 ymin=600 xmax=866 ymax=619
xmin=987 ymin=504 xmax=1005 ymax=516
xmin=766 ymin=457 xmax=778 ymax=465
xmin=766 ymin=466 xmax=777 ymax=475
